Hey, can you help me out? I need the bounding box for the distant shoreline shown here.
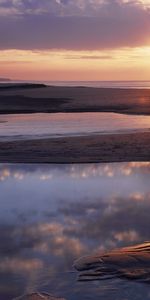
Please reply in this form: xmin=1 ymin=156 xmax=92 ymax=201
xmin=1 ymin=80 xmax=150 ymax=89
xmin=0 ymin=83 xmax=46 ymax=90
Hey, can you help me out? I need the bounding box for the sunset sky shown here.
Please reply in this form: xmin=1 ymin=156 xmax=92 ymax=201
xmin=0 ymin=0 xmax=150 ymax=81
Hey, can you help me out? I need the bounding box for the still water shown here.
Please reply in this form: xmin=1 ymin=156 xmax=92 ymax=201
xmin=45 ymin=80 xmax=150 ymax=89
xmin=0 ymin=163 xmax=150 ymax=299
xmin=0 ymin=112 xmax=150 ymax=141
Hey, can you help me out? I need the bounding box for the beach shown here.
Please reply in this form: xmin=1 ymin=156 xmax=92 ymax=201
xmin=0 ymin=84 xmax=150 ymax=115
xmin=0 ymin=131 xmax=149 ymax=163
xmin=0 ymin=84 xmax=150 ymax=163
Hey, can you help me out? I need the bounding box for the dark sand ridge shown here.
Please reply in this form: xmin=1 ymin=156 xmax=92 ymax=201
xmin=0 ymin=83 xmax=46 ymax=90
xmin=0 ymin=131 xmax=150 ymax=163
xmin=0 ymin=85 xmax=150 ymax=114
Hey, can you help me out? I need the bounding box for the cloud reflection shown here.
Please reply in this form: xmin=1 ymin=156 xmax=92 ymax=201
xmin=0 ymin=163 xmax=150 ymax=299
xmin=1 ymin=162 xmax=150 ymax=181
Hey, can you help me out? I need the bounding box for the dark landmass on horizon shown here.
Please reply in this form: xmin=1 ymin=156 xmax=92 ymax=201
xmin=0 ymin=83 xmax=46 ymax=91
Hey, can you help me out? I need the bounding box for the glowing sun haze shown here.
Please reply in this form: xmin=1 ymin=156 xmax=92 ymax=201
xmin=0 ymin=0 xmax=150 ymax=81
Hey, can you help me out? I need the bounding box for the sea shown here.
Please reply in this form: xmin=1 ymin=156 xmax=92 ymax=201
xmin=44 ymin=80 xmax=150 ymax=89
xmin=0 ymin=80 xmax=150 ymax=89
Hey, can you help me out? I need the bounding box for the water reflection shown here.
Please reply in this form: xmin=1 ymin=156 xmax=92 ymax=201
xmin=1 ymin=113 xmax=150 ymax=141
xmin=0 ymin=163 xmax=150 ymax=300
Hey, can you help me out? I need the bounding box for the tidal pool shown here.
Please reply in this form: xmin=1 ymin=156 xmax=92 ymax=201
xmin=0 ymin=163 xmax=150 ymax=299
xmin=0 ymin=112 xmax=150 ymax=141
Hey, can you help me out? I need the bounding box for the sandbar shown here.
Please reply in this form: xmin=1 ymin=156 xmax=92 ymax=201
xmin=0 ymin=85 xmax=150 ymax=115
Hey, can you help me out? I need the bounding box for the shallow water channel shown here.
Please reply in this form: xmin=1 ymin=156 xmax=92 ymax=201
xmin=0 ymin=112 xmax=150 ymax=141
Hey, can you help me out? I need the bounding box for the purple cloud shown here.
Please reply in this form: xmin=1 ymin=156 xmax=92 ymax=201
xmin=0 ymin=0 xmax=150 ymax=50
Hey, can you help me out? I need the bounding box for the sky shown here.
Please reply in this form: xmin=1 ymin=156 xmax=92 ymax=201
xmin=0 ymin=0 xmax=150 ymax=81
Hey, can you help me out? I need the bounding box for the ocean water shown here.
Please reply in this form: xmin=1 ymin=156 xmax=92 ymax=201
xmin=0 ymin=162 xmax=150 ymax=299
xmin=0 ymin=112 xmax=150 ymax=141
xmin=44 ymin=80 xmax=150 ymax=89
xmin=1 ymin=80 xmax=150 ymax=89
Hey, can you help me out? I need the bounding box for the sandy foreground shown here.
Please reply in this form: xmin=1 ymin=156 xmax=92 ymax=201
xmin=0 ymin=132 xmax=150 ymax=163
xmin=0 ymin=85 xmax=150 ymax=163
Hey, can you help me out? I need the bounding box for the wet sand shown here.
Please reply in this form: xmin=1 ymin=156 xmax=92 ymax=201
xmin=0 ymin=131 xmax=150 ymax=163
xmin=74 ymin=241 xmax=150 ymax=283
xmin=0 ymin=85 xmax=150 ymax=115
xmin=14 ymin=293 xmax=65 ymax=300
